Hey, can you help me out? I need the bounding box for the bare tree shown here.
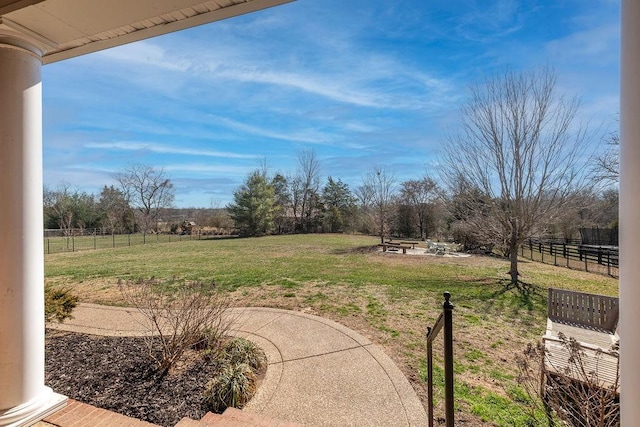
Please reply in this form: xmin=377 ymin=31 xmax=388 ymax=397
xmin=293 ymin=149 xmax=322 ymax=232
xmin=97 ymin=185 xmax=133 ymax=234
xmin=593 ymin=130 xmax=619 ymax=185
xmin=354 ymin=182 xmax=375 ymax=235
xmin=400 ymin=175 xmax=438 ymax=240
xmin=440 ymin=67 xmax=589 ymax=286
xmin=43 ymin=184 xmax=100 ymax=235
xmin=289 ymin=173 xmax=303 ymax=232
xmin=116 ymin=164 xmax=175 ymax=235
xmin=43 ymin=183 xmax=75 ymax=236
xmin=362 ymin=167 xmax=397 ymax=243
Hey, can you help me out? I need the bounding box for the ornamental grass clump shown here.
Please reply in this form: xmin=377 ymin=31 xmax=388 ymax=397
xmin=220 ymin=337 xmax=267 ymax=371
xmin=205 ymin=337 xmax=267 ymax=413
xmin=206 ymin=362 xmax=255 ymax=413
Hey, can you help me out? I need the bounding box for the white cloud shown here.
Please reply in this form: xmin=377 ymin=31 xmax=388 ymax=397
xmin=206 ymin=115 xmax=332 ymax=145
xmin=85 ymin=23 xmax=455 ymax=112
xmin=452 ymin=0 xmax=529 ymax=42
xmin=545 ymin=23 xmax=619 ymax=64
xmin=85 ymin=141 xmax=260 ymax=159
xmin=95 ymin=41 xmax=189 ymax=72
xmin=163 ymin=163 xmax=252 ymax=176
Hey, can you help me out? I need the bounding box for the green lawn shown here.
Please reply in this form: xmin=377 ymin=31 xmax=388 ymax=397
xmin=45 ymin=233 xmax=619 ymax=426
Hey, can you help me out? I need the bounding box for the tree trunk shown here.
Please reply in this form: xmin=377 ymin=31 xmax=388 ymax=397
xmin=379 ymin=207 xmax=385 ymax=243
xmin=509 ymin=244 xmax=519 ymax=285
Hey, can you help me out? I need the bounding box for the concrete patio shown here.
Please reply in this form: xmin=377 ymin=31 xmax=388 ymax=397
xmin=44 ymin=304 xmax=428 ymax=427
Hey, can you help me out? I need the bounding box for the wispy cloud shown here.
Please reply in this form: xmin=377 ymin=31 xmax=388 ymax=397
xmin=545 ymin=23 xmax=619 ymax=64
xmin=207 ymin=115 xmax=333 ymax=145
xmin=88 ymin=18 xmax=456 ymax=112
xmin=85 ymin=141 xmax=260 ymax=159
xmin=163 ymin=163 xmax=253 ymax=176
xmin=450 ymin=0 xmax=530 ymax=42
xmin=95 ymin=41 xmax=189 ymax=72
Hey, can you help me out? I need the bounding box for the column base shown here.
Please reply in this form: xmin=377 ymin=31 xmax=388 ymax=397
xmin=0 ymin=388 xmax=67 ymax=427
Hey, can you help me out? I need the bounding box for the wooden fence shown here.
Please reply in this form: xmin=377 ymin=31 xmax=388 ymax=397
xmin=547 ymin=288 xmax=619 ymax=332
xmin=520 ymin=239 xmax=618 ymax=277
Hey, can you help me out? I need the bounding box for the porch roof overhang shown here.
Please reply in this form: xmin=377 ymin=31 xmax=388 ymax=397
xmin=0 ymin=0 xmax=293 ymax=64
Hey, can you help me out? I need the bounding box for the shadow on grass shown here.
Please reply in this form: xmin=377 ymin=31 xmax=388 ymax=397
xmin=197 ymin=235 xmax=242 ymax=241
xmin=331 ymin=245 xmax=380 ymax=255
xmin=453 ymin=278 xmax=547 ymax=320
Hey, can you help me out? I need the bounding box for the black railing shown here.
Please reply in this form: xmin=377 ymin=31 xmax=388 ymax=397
xmin=521 ymin=238 xmax=618 ymax=277
xmin=426 ymin=292 xmax=454 ymax=427
xmin=42 ymin=232 xmax=206 ymax=254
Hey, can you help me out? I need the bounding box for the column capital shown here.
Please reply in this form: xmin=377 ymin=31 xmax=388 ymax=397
xmin=0 ymin=17 xmax=57 ymax=57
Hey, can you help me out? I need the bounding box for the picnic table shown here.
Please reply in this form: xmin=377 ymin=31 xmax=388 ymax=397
xmin=426 ymin=240 xmax=447 ymax=255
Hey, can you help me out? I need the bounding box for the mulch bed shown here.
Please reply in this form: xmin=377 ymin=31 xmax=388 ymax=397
xmin=45 ymin=329 xmax=220 ymax=427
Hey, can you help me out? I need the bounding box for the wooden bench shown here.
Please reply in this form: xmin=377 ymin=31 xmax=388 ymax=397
xmin=543 ymin=288 xmax=619 ymax=391
xmin=547 ymin=288 xmax=618 ymax=332
xmin=384 ymin=239 xmax=420 ymax=249
xmin=399 ymin=241 xmax=420 ymax=249
xmin=378 ymin=243 xmax=412 ymax=254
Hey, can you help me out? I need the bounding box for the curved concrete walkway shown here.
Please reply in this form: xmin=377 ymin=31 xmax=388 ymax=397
xmin=47 ymin=304 xmax=428 ymax=427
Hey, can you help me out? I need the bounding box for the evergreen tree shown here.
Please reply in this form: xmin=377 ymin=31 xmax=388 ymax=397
xmin=322 ymin=177 xmax=357 ymax=233
xmin=227 ymin=170 xmax=275 ymax=236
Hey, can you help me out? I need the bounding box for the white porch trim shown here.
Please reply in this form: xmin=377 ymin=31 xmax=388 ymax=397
xmin=620 ymin=0 xmax=639 ymax=424
xmin=0 ymin=37 xmax=68 ymax=426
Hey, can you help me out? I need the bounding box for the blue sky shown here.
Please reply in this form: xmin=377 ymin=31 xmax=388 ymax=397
xmin=42 ymin=0 xmax=620 ymax=208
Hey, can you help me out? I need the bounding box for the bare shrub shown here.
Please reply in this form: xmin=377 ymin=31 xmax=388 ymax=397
xmin=516 ymin=334 xmax=620 ymax=427
xmin=119 ymin=278 xmax=232 ymax=373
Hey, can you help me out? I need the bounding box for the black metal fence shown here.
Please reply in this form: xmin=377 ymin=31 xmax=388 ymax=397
xmin=426 ymin=292 xmax=455 ymax=427
xmin=520 ymin=238 xmax=618 ymax=277
xmin=43 ymin=231 xmax=205 ymax=255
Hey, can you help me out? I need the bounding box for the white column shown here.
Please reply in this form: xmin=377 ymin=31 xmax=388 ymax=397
xmin=0 ymin=37 xmax=66 ymax=426
xmin=621 ymin=1 xmax=640 ymax=425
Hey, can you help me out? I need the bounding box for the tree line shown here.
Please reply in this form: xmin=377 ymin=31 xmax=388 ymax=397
xmin=44 ymin=164 xmax=176 ymax=236
xmin=44 ymin=67 xmax=619 ymax=286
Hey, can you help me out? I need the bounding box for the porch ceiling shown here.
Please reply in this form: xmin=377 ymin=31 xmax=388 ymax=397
xmin=0 ymin=0 xmax=293 ymax=64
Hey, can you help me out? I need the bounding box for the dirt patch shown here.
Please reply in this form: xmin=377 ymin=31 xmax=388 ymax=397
xmin=46 ymin=277 xmax=125 ymax=305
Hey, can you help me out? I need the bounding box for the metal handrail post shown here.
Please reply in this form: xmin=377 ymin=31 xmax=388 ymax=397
xmin=427 ymin=328 xmax=434 ymax=427
xmin=443 ymin=291 xmax=455 ymax=427
xmin=425 ymin=293 xmax=454 ymax=427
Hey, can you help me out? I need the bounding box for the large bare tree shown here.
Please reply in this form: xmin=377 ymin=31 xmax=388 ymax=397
xmin=441 ymin=67 xmax=589 ymax=286
xmin=362 ymin=167 xmax=397 ymax=243
xmin=292 ymin=149 xmax=322 ymax=232
xmin=400 ymin=175 xmax=438 ymax=240
xmin=116 ymin=164 xmax=175 ymax=235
